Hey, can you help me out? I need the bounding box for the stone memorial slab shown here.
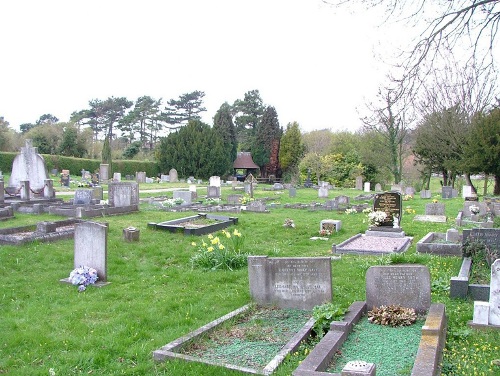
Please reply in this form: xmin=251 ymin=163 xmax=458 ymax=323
xmin=355 ymin=176 xmax=363 ymax=190
xmin=289 ymin=188 xmax=296 ymax=197
xmin=173 ymin=190 xmax=192 ymax=205
xmin=374 ymin=183 xmax=382 ymax=192
xmin=244 ymin=182 xmax=252 ymax=194
xmin=8 ymin=139 xmax=49 ymax=193
xmin=73 ymin=221 xmax=108 ymax=282
xmin=209 ymin=176 xmax=221 ymax=187
xmin=99 ymin=164 xmax=109 ymax=182
xmin=364 ymin=182 xmax=370 ymax=192
xmin=489 ymin=259 xmax=500 ymax=325
xmin=136 ymin=171 xmax=146 ymax=183
xmin=113 ymin=172 xmax=121 ymax=182
xmin=420 ymin=189 xmax=431 ymax=199
xmin=248 ymin=256 xmax=333 ymax=310
xmin=145 ymin=177 xmax=154 ymax=183
xmin=425 ymin=203 xmax=445 ymax=216
xmin=227 ymin=194 xmax=243 ymax=205
xmin=366 ymin=264 xmax=431 ymax=313
xmin=464 ymin=201 xmax=488 ymax=216
xmin=337 ymin=195 xmax=350 ymax=206
xmin=108 ymin=182 xmax=139 ymax=207
xmin=442 ymin=186 xmax=453 ymax=199
xmin=92 ymin=186 xmax=103 ymax=201
xmin=207 ymin=186 xmax=221 ymax=198
xmin=246 ymin=200 xmax=267 ymax=212
xmin=462 ymin=228 xmax=500 ymax=249
xmin=160 ymin=174 xmax=169 ymax=182
xmin=373 ymin=192 xmax=402 ymax=227
xmin=463 ymin=185 xmax=473 ymax=198
xmin=320 ymin=219 xmax=341 ymax=232
xmin=318 ymin=187 xmax=329 ymax=198
xmin=473 ymin=301 xmax=490 ymax=325
xmin=169 ymin=168 xmax=178 ymax=183
xmin=74 ymin=189 xmax=93 ymax=205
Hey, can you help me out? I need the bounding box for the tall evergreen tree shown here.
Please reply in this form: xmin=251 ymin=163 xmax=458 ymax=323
xmin=252 ymin=106 xmax=282 ymax=177
xmin=279 ymin=122 xmax=305 ymax=182
xmin=164 ymin=91 xmax=206 ymax=127
xmin=232 ymin=90 xmax=265 ymax=151
xmin=213 ymin=102 xmax=237 ymax=174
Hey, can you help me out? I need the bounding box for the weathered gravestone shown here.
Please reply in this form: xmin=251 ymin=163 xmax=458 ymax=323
xmin=160 ymin=174 xmax=169 ymax=182
xmin=355 ymin=176 xmax=363 ymax=190
xmin=373 ymin=192 xmax=402 ymax=227
xmin=207 ymin=186 xmax=221 ymax=198
xmin=289 ymin=187 xmax=297 ymax=197
xmin=442 ymin=186 xmax=453 ymax=199
xmin=60 ymin=173 xmax=70 ymax=187
xmin=209 ymin=176 xmax=221 ymax=187
xmin=113 ymin=172 xmax=121 ymax=182
xmin=374 ymin=183 xmax=382 ymax=192
xmin=248 ymin=256 xmax=332 ymax=310
xmin=366 ymin=264 xmax=431 ymax=313
xmin=463 ymin=185 xmax=473 ymax=198
xmin=169 ymin=168 xmax=178 ymax=183
xmin=227 ymin=194 xmax=243 ymax=205
xmin=420 ymin=190 xmax=432 ymax=199
xmin=246 ymin=200 xmax=267 ymax=212
xmin=74 ymin=189 xmax=93 ymax=205
xmin=425 ymin=203 xmax=445 ymax=216
xmin=107 ymin=182 xmax=139 ymax=207
xmin=273 ymin=182 xmax=284 ymax=190
xmin=136 ymin=171 xmax=146 ymax=184
xmin=318 ymin=186 xmax=329 ymax=198
xmin=405 ymin=186 xmax=415 ymax=198
xmin=173 ymin=190 xmax=192 ymax=205
xmin=63 ymin=221 xmax=109 ymax=283
xmin=8 ymin=139 xmax=49 ymax=194
xmin=99 ymin=164 xmax=109 ymax=182
xmin=92 ymin=186 xmax=103 ymax=201
xmin=337 ymin=195 xmax=350 ymax=207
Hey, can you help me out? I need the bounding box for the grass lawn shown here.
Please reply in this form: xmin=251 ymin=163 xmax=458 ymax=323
xmin=1 ymin=181 xmax=499 ymax=375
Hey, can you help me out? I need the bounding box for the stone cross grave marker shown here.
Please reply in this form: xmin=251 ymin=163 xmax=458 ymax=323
xmin=373 ymin=192 xmax=402 ymax=227
xmin=366 ymin=264 xmax=431 ymax=313
xmin=248 ymin=256 xmax=332 ymax=310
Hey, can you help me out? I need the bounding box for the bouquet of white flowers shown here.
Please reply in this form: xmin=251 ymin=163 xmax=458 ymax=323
xmin=69 ymin=265 xmax=98 ymax=292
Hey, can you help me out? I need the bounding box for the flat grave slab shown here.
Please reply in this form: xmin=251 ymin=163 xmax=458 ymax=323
xmin=413 ymin=215 xmax=447 ymax=223
xmin=148 ymin=213 xmax=238 ymax=236
xmin=334 ymin=234 xmax=412 ymax=255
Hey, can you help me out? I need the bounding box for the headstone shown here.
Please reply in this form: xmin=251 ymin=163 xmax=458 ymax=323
xmin=145 ymin=177 xmax=154 ymax=183
xmin=462 ymin=228 xmax=500 ymax=249
xmin=473 ymin=301 xmax=490 ymax=325
xmin=99 ymin=164 xmax=109 ymax=182
xmin=373 ymin=192 xmax=402 ymax=227
xmin=365 ymin=264 xmax=431 ymax=313
xmin=51 ymin=168 xmax=58 ymax=176
xmin=74 ymin=189 xmax=93 ymax=205
xmin=91 ymin=173 xmax=99 ymax=185
xmin=420 ymin=190 xmax=432 ymax=199
xmin=463 ymin=186 xmax=473 ymax=198
xmin=320 ymin=219 xmax=342 ymax=232
xmin=160 ymin=174 xmax=169 ymax=182
xmin=43 ymin=179 xmax=54 ymax=199
xmin=442 ymin=186 xmax=453 ymax=199
xmin=446 ymin=228 xmax=460 ymax=243
xmin=20 ymin=180 xmax=30 ymax=200
xmin=92 ymin=186 xmax=103 ymax=201
xmin=488 ymin=259 xmax=500 ymax=325
xmin=73 ymin=221 xmax=108 ymax=282
xmin=8 ymin=139 xmax=49 ymax=193
xmin=107 ymin=182 xmax=139 ymax=207
xmin=318 ymin=186 xmax=329 ymax=198
xmin=136 ymin=171 xmax=146 ymax=183
xmin=304 ymin=168 xmax=313 ymax=188
xmin=405 ymin=186 xmax=415 ymax=197
xmin=246 ymin=200 xmax=267 ymax=212
xmin=355 ymin=176 xmax=363 ymax=190
xmin=227 ymin=194 xmax=243 ymax=205
xmin=391 ymin=184 xmax=402 ymax=192
xmin=187 ymin=176 xmax=195 ymax=184
xmin=244 ymin=182 xmax=251 ymax=194
xmin=337 ymin=195 xmax=350 ymax=206
xmin=342 ymin=360 xmax=376 ymax=376
xmin=207 ymin=186 xmax=221 ymax=198
xmin=209 ymin=176 xmax=221 ymax=187
xmin=273 ymin=182 xmax=284 ymax=190
xmin=289 ymin=187 xmax=296 ymax=197
xmin=363 ymin=182 xmax=370 ymax=192
xmin=169 ymin=169 xmax=178 ymax=183
xmin=248 ymin=256 xmax=333 ymax=310
xmin=61 ymin=174 xmax=70 ymax=187
xmin=189 ymin=185 xmax=197 ymax=199
xmin=374 ymin=183 xmax=382 ymax=192
xmin=464 ymin=201 xmax=488 ymax=216
xmin=173 ymin=190 xmax=192 ymax=205
xmin=113 ymin=172 xmax=121 ymax=182
xmin=425 ymin=203 xmax=445 ymax=216
xmin=0 ymin=181 xmax=4 ymax=204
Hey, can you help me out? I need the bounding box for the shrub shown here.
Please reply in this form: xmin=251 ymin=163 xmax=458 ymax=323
xmin=312 ymin=303 xmax=347 ymax=337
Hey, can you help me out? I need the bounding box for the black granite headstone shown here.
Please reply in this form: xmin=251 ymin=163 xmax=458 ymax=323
xmin=373 ymin=192 xmax=402 ymax=226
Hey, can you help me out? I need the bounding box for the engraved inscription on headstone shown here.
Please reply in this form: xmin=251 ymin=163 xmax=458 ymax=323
xmin=366 ymin=265 xmax=431 ymax=313
xmin=373 ymin=192 xmax=402 ymax=226
xmin=248 ymin=256 xmax=332 ymax=310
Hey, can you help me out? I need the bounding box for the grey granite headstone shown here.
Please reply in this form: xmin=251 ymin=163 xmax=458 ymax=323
xmin=442 ymin=186 xmax=453 ymax=199
xmin=289 ymin=187 xmax=296 ymax=197
xmin=355 ymin=176 xmax=363 ymax=190
xmin=169 ymin=168 xmax=178 ymax=183
xmin=248 ymin=256 xmax=332 ymax=310
xmin=462 ymin=228 xmax=500 ymax=248
xmin=318 ymin=187 xmax=329 ymax=198
xmin=73 ymin=221 xmax=108 ymax=282
xmin=99 ymin=164 xmax=109 ymax=182
xmin=489 ymin=259 xmax=500 ymax=325
xmin=366 ymin=264 xmax=431 ymax=313
xmin=108 ymin=182 xmax=139 ymax=207
xmin=420 ymin=190 xmax=432 ymax=199
xmin=207 ymin=186 xmax=221 ymax=198
xmin=246 ymin=200 xmax=267 ymax=212
xmin=113 ymin=172 xmax=121 ymax=182
xmin=74 ymin=189 xmax=93 ymax=205
xmin=173 ymin=190 xmax=192 ymax=205
xmin=405 ymin=186 xmax=415 ymax=197
xmin=425 ymin=203 xmax=445 ymax=216
xmin=227 ymin=194 xmax=243 ymax=205
xmin=136 ymin=171 xmax=146 ymax=183
xmin=374 ymin=183 xmax=382 ymax=192
xmin=337 ymin=195 xmax=350 ymax=206
xmin=92 ymin=186 xmax=103 ymax=201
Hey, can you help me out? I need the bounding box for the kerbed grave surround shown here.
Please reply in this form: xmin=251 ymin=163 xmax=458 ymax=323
xmin=147 ymin=213 xmax=238 ymax=236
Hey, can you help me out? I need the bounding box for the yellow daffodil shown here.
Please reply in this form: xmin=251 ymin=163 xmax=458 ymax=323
xmin=218 ymin=244 xmax=225 ymax=250
xmin=207 ymin=246 xmax=214 ymax=252
xmin=207 ymin=234 xmax=214 ymax=239
xmin=211 ymin=236 xmax=220 ymax=245
xmin=191 ymin=242 xmax=197 ymax=246
xmin=202 ymin=241 xmax=207 ymax=247
xmin=233 ymin=229 xmax=241 ymax=237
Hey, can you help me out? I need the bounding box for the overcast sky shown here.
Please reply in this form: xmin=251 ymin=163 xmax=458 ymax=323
xmin=1 ymin=0 xmax=407 ymax=134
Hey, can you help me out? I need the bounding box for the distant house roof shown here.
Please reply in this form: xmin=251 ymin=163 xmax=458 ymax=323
xmin=233 ymin=152 xmax=259 ymax=169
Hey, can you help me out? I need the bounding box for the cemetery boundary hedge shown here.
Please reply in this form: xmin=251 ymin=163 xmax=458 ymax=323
xmin=0 ymin=152 xmax=160 ymax=178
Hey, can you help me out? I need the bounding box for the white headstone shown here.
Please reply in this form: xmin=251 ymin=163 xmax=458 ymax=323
xmin=209 ymin=176 xmax=221 ymax=187
xmin=318 ymin=187 xmax=329 ymax=198
xmin=489 ymin=259 xmax=500 ymax=325
xmin=8 ymin=139 xmax=49 ymax=193
xmin=364 ymin=182 xmax=371 ymax=192
xmin=113 ymin=172 xmax=121 ymax=182
xmin=473 ymin=301 xmax=490 ymax=325
xmin=462 ymin=185 xmax=473 ymax=198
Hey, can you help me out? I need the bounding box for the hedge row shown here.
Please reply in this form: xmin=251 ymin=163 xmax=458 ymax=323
xmin=0 ymin=152 xmax=161 ymax=178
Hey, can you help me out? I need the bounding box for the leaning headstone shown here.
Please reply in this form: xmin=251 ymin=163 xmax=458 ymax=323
xmin=355 ymin=176 xmax=363 ymax=190
xmin=107 ymin=182 xmax=139 ymax=207
xmin=366 ymin=264 xmax=431 ymax=313
xmin=169 ymin=168 xmax=178 ymax=183
xmin=373 ymin=192 xmax=402 ymax=227
xmin=99 ymin=164 xmax=109 ymax=182
xmin=136 ymin=171 xmax=146 ymax=184
xmin=488 ymin=259 xmax=500 ymax=325
xmin=8 ymin=139 xmax=49 ymax=193
xmin=73 ymin=221 xmax=108 ymax=282
xmin=442 ymin=186 xmax=453 ymax=199
xmin=74 ymin=189 xmax=93 ymax=205
xmin=248 ymin=256 xmax=333 ymax=310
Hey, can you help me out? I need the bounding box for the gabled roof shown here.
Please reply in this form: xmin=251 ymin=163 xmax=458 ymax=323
xmin=233 ymin=152 xmax=259 ymax=169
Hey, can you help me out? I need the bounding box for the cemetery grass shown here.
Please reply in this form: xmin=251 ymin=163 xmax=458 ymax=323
xmin=0 ymin=187 xmax=499 ymax=375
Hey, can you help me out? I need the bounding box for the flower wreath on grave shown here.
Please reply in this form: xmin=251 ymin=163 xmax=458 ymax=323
xmin=68 ymin=266 xmax=98 ymax=292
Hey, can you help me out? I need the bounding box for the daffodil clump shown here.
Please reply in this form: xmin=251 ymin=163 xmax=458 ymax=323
xmin=190 ymin=229 xmax=247 ymax=270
